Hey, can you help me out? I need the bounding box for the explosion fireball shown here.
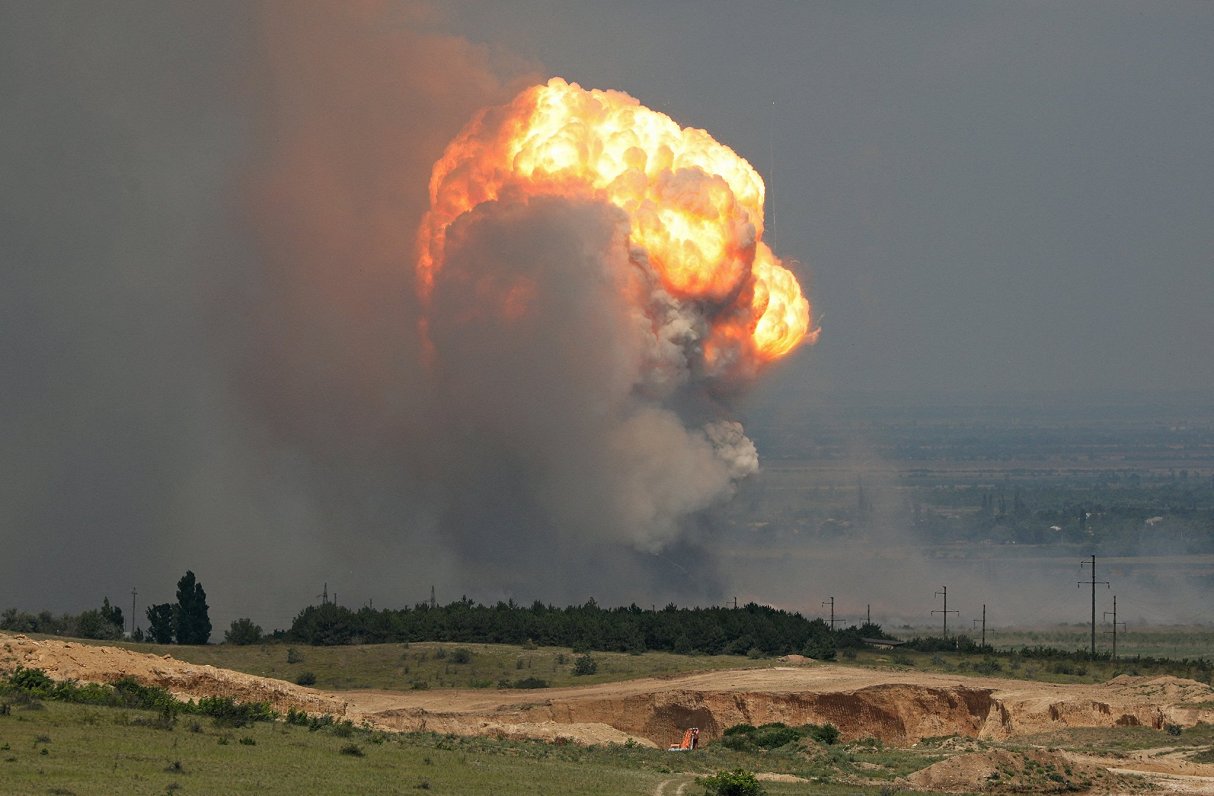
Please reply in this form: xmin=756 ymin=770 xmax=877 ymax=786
xmin=418 ymin=78 xmax=815 ymax=371
xmin=408 ymin=77 xmax=818 ymax=566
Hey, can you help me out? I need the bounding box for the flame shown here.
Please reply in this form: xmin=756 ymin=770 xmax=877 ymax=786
xmin=418 ymin=77 xmax=814 ymax=367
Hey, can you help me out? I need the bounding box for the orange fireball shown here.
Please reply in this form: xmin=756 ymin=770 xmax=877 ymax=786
xmin=418 ymin=77 xmax=814 ymax=366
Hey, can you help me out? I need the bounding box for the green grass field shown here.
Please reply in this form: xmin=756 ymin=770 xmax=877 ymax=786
xmin=37 ymin=625 xmax=1214 ymax=693
xmin=6 ymin=632 xmax=1214 ymax=794
xmin=0 ymin=699 xmax=951 ymax=796
xmin=95 ymin=639 xmax=767 ymax=691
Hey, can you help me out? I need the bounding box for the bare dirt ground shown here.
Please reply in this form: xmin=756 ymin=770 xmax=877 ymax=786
xmin=4 ymin=633 xmax=1213 ymax=793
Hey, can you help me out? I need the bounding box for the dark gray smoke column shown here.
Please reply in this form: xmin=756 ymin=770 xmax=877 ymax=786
xmin=421 ymin=196 xmax=755 ymax=597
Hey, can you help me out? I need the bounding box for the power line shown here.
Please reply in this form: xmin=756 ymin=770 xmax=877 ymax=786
xmin=1104 ymin=595 xmax=1127 ymax=660
xmin=822 ymin=596 xmax=838 ymax=630
xmin=971 ymin=604 xmax=987 ymax=648
xmin=932 ymin=586 xmax=958 ymax=638
xmin=1078 ymin=555 xmax=1110 ymax=657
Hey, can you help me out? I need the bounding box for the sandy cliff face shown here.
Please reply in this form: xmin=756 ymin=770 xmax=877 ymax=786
xmin=3 ymin=633 xmax=1212 ymax=750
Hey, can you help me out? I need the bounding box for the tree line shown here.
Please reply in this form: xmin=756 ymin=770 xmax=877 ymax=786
xmin=1 ymin=570 xmax=211 ymax=645
xmin=281 ymin=597 xmax=894 ymax=658
xmin=3 ymin=572 xmax=901 ymax=659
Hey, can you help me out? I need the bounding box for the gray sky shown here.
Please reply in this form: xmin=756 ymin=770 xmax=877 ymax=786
xmin=2 ymin=2 xmax=1211 ymax=631
xmin=444 ymin=0 xmax=1214 ymax=399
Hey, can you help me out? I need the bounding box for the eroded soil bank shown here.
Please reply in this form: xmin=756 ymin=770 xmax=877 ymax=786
xmin=5 ymin=634 xmax=1214 ymax=792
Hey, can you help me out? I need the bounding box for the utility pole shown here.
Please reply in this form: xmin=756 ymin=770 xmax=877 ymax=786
xmin=733 ymin=596 xmax=737 ymax=610
xmin=130 ymin=586 xmax=138 ymax=637
xmin=971 ymin=604 xmax=986 ymax=648
xmin=318 ymin=582 xmax=328 ymax=606
xmin=1078 ymin=555 xmax=1109 ymax=657
xmin=932 ymin=586 xmax=958 ymax=638
xmin=822 ymin=596 xmax=837 ymax=630
xmin=867 ymin=604 xmax=871 ymax=624
xmin=1104 ymin=595 xmax=1127 ymax=660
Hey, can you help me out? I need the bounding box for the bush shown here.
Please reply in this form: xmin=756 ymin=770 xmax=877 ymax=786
xmin=720 ymin=722 xmax=838 ymax=750
xmin=572 ymin=654 xmax=597 ymax=676
xmin=7 ymin=667 xmax=54 ymax=694
xmin=700 ymin=768 xmax=766 ymax=796
xmin=285 ymin=708 xmax=336 ymax=731
xmin=974 ymin=658 xmax=1002 ymax=675
xmin=509 ymin=677 xmax=549 ymax=689
xmin=752 ymin=723 xmax=800 ymax=749
xmin=194 ymin=696 xmax=275 ymax=727
xmin=807 ymin=723 xmax=840 ymax=745
xmin=295 ymin=672 xmax=317 ymax=687
xmin=450 ymin=648 xmax=472 ymax=664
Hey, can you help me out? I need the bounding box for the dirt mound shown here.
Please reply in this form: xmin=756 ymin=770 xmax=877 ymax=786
xmin=905 ymin=748 xmax=1134 ymax=793
xmin=0 ymin=634 xmax=347 ymax=717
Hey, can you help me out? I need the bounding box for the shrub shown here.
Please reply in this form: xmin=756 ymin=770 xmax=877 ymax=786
xmin=752 ymin=723 xmax=800 ymax=749
xmin=720 ymin=722 xmax=839 ymax=750
xmin=295 ymin=672 xmax=317 ymax=687
xmin=195 ymin=696 xmax=275 ymax=727
xmin=510 ymin=677 xmax=549 ymax=689
xmin=572 ymin=654 xmax=597 ymax=676
xmin=8 ymin=667 xmax=54 ymax=694
xmin=450 ymin=648 xmax=472 ymax=664
xmin=974 ymin=658 xmax=1002 ymax=675
xmin=286 ymin=648 xmax=303 ymax=664
xmin=700 ymin=768 xmax=766 ymax=796
xmin=807 ymin=723 xmax=840 ymax=745
xmin=339 ymin=743 xmax=364 ymax=757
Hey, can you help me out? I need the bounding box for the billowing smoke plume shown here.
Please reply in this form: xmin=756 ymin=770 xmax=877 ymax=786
xmin=0 ymin=2 xmax=814 ymax=624
xmin=409 ymin=79 xmax=815 ymax=579
xmin=238 ymin=11 xmax=817 ymax=605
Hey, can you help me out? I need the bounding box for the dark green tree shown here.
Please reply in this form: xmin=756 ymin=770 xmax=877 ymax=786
xmin=146 ymin=603 xmax=175 ymax=644
xmin=75 ymin=597 xmax=125 ymax=640
xmin=224 ymin=617 xmax=263 ymax=646
xmin=102 ymin=597 xmax=124 ymax=631
xmin=174 ymin=570 xmax=211 ymax=645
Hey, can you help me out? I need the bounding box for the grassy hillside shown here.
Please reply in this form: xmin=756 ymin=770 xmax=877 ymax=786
xmin=24 ymin=630 xmax=1214 ymax=691
xmin=0 ymin=699 xmax=954 ymax=796
xmin=102 ymin=640 xmax=765 ymax=691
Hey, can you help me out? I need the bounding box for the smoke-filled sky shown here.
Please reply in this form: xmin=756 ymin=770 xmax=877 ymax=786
xmin=2 ymin=2 xmax=1211 ymax=632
